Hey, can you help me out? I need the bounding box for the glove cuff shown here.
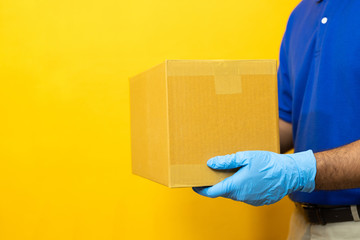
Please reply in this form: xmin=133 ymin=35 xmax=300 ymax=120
xmin=291 ymin=150 xmax=317 ymax=193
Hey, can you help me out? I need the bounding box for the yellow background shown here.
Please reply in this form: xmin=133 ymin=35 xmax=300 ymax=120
xmin=0 ymin=0 xmax=299 ymax=239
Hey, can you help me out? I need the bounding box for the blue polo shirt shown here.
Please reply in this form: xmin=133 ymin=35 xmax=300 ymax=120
xmin=278 ymin=0 xmax=360 ymax=205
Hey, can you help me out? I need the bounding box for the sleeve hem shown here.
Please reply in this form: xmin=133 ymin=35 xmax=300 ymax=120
xmin=279 ymin=110 xmax=292 ymax=123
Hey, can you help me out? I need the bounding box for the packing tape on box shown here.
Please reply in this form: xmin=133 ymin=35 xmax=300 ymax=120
xmin=166 ymin=60 xmax=276 ymax=95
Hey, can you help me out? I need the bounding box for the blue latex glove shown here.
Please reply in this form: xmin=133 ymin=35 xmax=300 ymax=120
xmin=193 ymin=150 xmax=316 ymax=206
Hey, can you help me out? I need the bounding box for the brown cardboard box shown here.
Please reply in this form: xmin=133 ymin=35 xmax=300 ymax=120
xmin=129 ymin=60 xmax=279 ymax=188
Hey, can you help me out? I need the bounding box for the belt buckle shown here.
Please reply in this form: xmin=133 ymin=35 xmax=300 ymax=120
xmin=300 ymin=203 xmax=327 ymax=225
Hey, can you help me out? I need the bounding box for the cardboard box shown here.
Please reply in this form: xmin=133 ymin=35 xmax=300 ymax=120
xmin=129 ymin=60 xmax=279 ymax=187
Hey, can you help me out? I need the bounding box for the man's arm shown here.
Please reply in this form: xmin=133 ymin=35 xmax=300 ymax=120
xmin=193 ymin=120 xmax=360 ymax=206
xmin=279 ymin=119 xmax=293 ymax=153
xmin=315 ymin=140 xmax=360 ymax=190
xmin=278 ymin=118 xmax=360 ymax=190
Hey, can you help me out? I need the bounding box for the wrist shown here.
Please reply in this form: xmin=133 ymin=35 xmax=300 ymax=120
xmin=289 ymin=150 xmax=317 ymax=192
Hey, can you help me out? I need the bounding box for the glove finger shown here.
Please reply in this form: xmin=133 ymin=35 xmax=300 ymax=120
xmin=193 ymin=177 xmax=233 ymax=198
xmin=192 ymin=186 xmax=211 ymax=197
xmin=207 ymin=151 xmax=249 ymax=170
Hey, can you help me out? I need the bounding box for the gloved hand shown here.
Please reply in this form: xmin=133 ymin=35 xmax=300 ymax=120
xmin=193 ymin=150 xmax=316 ymax=206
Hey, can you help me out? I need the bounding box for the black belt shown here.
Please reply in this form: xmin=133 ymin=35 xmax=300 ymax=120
xmin=295 ymin=203 xmax=360 ymax=225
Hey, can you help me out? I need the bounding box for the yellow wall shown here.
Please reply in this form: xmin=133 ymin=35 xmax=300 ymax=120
xmin=0 ymin=0 xmax=300 ymax=239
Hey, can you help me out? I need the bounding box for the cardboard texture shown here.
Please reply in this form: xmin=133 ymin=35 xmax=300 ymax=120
xmin=129 ymin=60 xmax=280 ymax=188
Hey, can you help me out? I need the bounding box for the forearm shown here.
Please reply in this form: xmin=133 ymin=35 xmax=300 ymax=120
xmin=315 ymin=140 xmax=360 ymax=190
xmin=279 ymin=119 xmax=293 ymax=153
